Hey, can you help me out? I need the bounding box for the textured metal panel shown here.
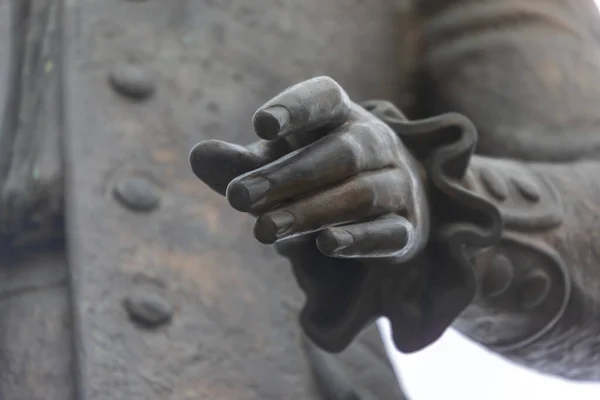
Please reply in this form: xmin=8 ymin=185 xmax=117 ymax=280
xmin=0 ymin=242 xmax=73 ymax=400
xmin=64 ymin=0 xmax=414 ymax=398
xmin=0 ymin=0 xmax=72 ymax=398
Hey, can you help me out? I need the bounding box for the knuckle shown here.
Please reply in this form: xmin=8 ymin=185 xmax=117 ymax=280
xmin=345 ymin=121 xmax=401 ymax=165
xmin=338 ymin=133 xmax=366 ymax=170
xmin=310 ymin=76 xmax=345 ymax=99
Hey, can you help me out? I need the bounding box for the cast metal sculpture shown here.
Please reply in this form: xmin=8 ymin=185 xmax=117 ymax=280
xmin=190 ymin=77 xmax=502 ymax=354
xmin=0 ymin=0 xmax=412 ymax=399
xmin=4 ymin=0 xmax=600 ymax=399
xmin=191 ymin=0 xmax=600 ymax=383
xmin=0 ymin=0 xmax=63 ymax=244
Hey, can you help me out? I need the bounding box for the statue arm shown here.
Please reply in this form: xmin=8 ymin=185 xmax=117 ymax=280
xmin=451 ymin=155 xmax=600 ymax=381
xmin=404 ymin=0 xmax=600 ymax=380
xmin=191 ymin=0 xmax=600 ymax=373
xmin=414 ymin=0 xmax=600 ymax=162
xmin=361 ymin=99 xmax=600 ymax=381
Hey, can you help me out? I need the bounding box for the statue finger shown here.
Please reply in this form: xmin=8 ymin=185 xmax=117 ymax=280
xmin=316 ymin=214 xmax=412 ymax=259
xmin=252 ymin=76 xmax=352 ymax=140
xmin=189 ymin=139 xmax=267 ymax=196
xmin=189 ymin=125 xmax=330 ymax=197
xmin=191 ymin=77 xmax=373 ymax=198
xmin=252 ymin=168 xmax=410 ymax=244
xmin=226 ymin=121 xmax=400 ymax=213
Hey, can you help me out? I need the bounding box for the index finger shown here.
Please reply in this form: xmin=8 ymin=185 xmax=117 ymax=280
xmin=252 ymin=76 xmax=353 ymax=140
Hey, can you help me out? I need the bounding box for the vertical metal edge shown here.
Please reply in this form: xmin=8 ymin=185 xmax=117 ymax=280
xmin=62 ymin=0 xmax=87 ymax=398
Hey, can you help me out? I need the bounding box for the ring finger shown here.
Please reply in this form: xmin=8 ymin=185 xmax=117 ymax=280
xmin=253 ymin=168 xmax=410 ymax=244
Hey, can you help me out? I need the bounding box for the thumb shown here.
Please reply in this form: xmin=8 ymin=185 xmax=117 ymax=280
xmin=189 ymin=139 xmax=264 ymax=196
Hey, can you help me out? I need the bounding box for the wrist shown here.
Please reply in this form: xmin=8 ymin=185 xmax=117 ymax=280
xmin=365 ymin=100 xmax=505 ymax=351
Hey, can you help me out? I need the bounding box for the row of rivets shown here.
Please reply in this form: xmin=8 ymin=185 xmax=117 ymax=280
xmin=109 ymin=63 xmax=156 ymax=101
xmin=110 ymin=0 xmax=171 ymax=327
xmin=124 ymin=288 xmax=173 ymax=327
xmin=113 ymin=175 xmax=161 ymax=212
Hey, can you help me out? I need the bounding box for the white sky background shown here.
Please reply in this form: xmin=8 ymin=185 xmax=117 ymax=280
xmin=378 ymin=320 xmax=600 ymax=399
xmin=379 ymin=2 xmax=600 ymax=398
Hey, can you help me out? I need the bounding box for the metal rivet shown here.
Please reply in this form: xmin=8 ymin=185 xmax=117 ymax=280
xmin=518 ymin=269 xmax=551 ymax=310
xmin=480 ymin=167 xmax=508 ymax=201
xmin=124 ymin=290 xmax=173 ymax=327
xmin=109 ymin=63 xmax=156 ymax=100
xmin=511 ymin=176 xmax=541 ymax=202
xmin=482 ymin=254 xmax=514 ymax=298
xmin=206 ymin=101 xmax=220 ymax=114
xmin=113 ymin=175 xmax=161 ymax=212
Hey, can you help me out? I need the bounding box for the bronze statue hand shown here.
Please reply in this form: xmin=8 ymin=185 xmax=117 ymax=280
xmin=191 ymin=76 xmax=430 ymax=261
xmin=190 ymin=76 xmax=500 ymax=354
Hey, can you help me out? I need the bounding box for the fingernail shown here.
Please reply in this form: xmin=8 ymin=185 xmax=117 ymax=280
xmin=318 ymin=229 xmax=354 ymax=254
xmin=254 ymin=210 xmax=295 ymax=244
xmin=227 ymin=176 xmax=270 ymax=211
xmin=253 ymin=106 xmax=290 ymax=140
xmin=240 ymin=176 xmax=271 ymax=204
xmin=330 ymin=229 xmax=355 ymax=252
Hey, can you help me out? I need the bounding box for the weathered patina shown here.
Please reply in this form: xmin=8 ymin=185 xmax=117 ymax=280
xmin=0 ymin=0 xmax=415 ymax=399
xmin=192 ymin=0 xmax=600 ymax=384
xmin=6 ymin=0 xmax=600 ymax=398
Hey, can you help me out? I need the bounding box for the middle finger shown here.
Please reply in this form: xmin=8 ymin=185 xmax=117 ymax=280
xmin=226 ymin=120 xmax=401 ymax=213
